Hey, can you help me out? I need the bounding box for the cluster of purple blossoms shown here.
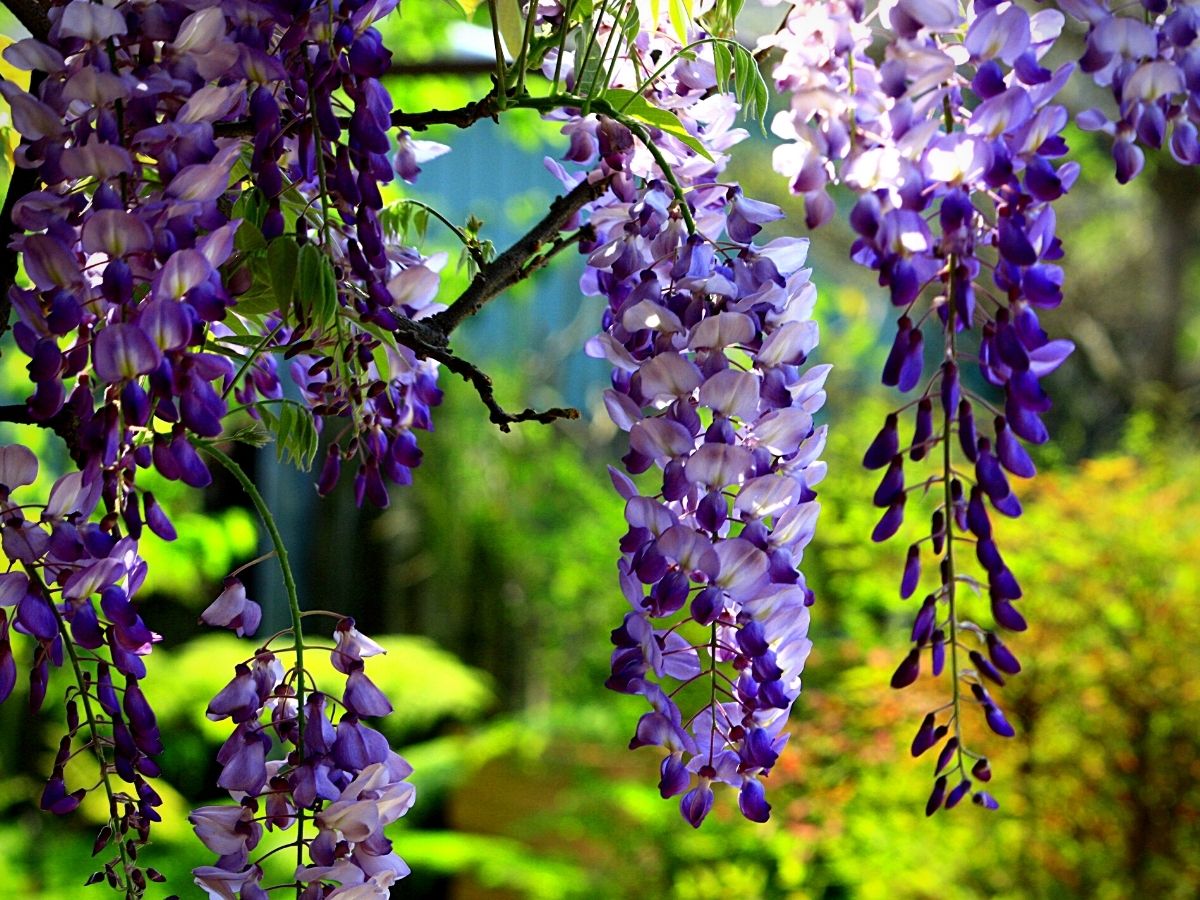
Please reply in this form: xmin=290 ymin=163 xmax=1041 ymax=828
xmin=0 ymin=445 xmax=162 ymax=890
xmin=1066 ymin=0 xmax=1200 ymax=179
xmin=192 ymin=612 xmax=413 ymax=898
xmin=549 ymin=13 xmax=825 ymax=826
xmin=1 ymin=0 xmax=445 ymax=528
xmin=0 ymin=0 xmax=438 ymax=888
xmin=762 ymin=0 xmax=1083 ymax=810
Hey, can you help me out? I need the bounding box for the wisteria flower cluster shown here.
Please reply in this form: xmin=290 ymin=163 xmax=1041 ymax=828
xmin=0 ymin=445 xmax=162 ymax=891
xmin=192 ymin=611 xmax=413 ymax=899
xmin=0 ymin=0 xmax=451 ymax=892
xmin=757 ymin=0 xmax=1200 ymax=810
xmin=540 ymin=9 xmax=825 ymax=825
xmin=0 ymin=0 xmax=1198 ymax=890
xmin=762 ymin=0 xmax=1080 ymax=811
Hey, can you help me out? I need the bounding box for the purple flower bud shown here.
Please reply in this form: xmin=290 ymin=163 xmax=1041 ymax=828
xmin=911 ymin=595 xmax=937 ymax=646
xmin=971 ymin=757 xmax=993 ymax=782
xmin=18 ymin=590 xmax=59 ymax=642
xmin=890 ymin=649 xmax=920 ymax=689
xmin=41 ymin=771 xmax=85 ymax=815
xmin=925 ymin=775 xmax=947 ymax=816
xmin=973 ymin=791 xmax=1000 ymax=810
xmin=945 ymin=779 xmax=972 ymax=809
xmin=881 ymin=319 xmax=912 ymax=388
xmin=739 ymin=778 xmax=771 ymax=823
xmin=873 ymin=456 xmax=905 ymax=507
xmin=935 ymin=737 xmax=958 ymax=775
xmin=208 ymin=665 xmax=262 ymax=724
xmin=975 ymin=439 xmax=1011 ymax=502
xmin=896 ymin=328 xmax=925 ymax=393
xmin=991 ymin=595 xmax=1027 ymax=632
xmin=984 ymin=703 xmax=1016 ymax=738
xmin=1113 ymin=138 xmax=1144 ymax=184
xmin=680 ymin=782 xmax=714 ymax=828
xmin=690 ymin=586 xmax=723 ymax=626
xmin=986 ymin=633 xmax=1021 ymax=674
xmin=940 ymin=362 xmax=959 ymax=418
xmin=960 ymin=400 xmax=979 ymax=458
xmin=143 ymin=492 xmax=176 ymax=541
xmin=970 ymin=650 xmax=1006 ymax=686
xmin=909 ymin=398 xmax=933 ymax=461
xmin=872 ymin=496 xmax=906 ymax=542
xmin=659 ymin=753 xmax=690 ymax=798
xmin=931 ymin=630 xmax=946 ymax=677
xmin=170 ymin=432 xmax=212 ymax=489
xmin=344 ymin=667 xmax=393 ymax=718
xmin=697 ymin=491 xmax=727 ymax=532
xmin=304 ymin=693 xmax=336 ymax=755
xmin=931 ymin=510 xmax=946 ymax=555
xmin=900 ymin=544 xmax=921 ymax=599
xmin=994 ymin=417 xmax=1036 ymax=478
xmin=649 ymin=569 xmax=690 ymax=618
xmin=967 ymin=487 xmax=992 ymax=539
xmin=863 ymin=414 xmax=900 ymax=470
xmin=911 ymin=713 xmax=938 ymax=757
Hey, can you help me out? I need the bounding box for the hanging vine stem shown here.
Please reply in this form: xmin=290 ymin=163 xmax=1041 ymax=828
xmin=941 ymin=257 xmax=967 ymax=785
xmin=34 ymin=568 xmax=138 ymax=899
xmin=199 ymin=443 xmax=309 ymax=898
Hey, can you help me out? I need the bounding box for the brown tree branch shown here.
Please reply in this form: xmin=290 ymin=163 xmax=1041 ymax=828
xmin=390 ymin=92 xmax=501 ymax=132
xmin=0 ymin=403 xmax=88 ymax=466
xmin=5 ymin=0 xmax=50 ymax=41
xmin=427 ymin=176 xmax=610 ymax=336
xmin=0 ymin=163 xmax=37 ymax=342
xmin=431 ymin=346 xmax=579 ymax=432
xmin=0 ymin=70 xmax=45 ymax=345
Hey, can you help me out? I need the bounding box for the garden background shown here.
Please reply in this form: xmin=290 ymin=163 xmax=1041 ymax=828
xmin=1 ymin=3 xmax=1198 ymax=897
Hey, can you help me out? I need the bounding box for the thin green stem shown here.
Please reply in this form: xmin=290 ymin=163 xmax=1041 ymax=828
xmin=942 ymin=259 xmax=966 ymax=782
xmin=488 ymin=0 xmax=510 ymax=109
xmin=577 ymin=0 xmax=611 ymax=109
xmin=221 ymin=321 xmax=285 ymax=402
xmin=589 ymin=0 xmax=628 ymax=97
xmin=707 ymin=623 xmax=718 ymax=765
xmin=622 ymin=119 xmax=697 ymax=233
xmin=38 ymin=573 xmax=136 ymax=898
xmin=200 ymin=444 xmax=307 ymax=897
xmin=515 ymin=0 xmax=539 ymax=96
xmin=621 ymin=37 xmax=743 ymax=109
xmin=550 ymin=0 xmax=579 ymax=94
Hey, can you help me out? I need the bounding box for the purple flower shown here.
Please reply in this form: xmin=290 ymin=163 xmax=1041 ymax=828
xmin=200 ymin=578 xmax=261 ymax=638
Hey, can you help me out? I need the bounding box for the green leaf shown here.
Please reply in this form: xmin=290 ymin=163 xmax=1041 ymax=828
xmin=234 ymin=219 xmax=266 ymax=252
xmin=713 ymin=41 xmax=732 ymax=94
xmin=605 ymin=89 xmax=714 ymax=162
xmin=319 ymin=253 xmax=339 ymax=327
xmin=266 ymin=400 xmax=319 ymax=471
xmin=495 ymin=0 xmax=525 ymax=57
xmin=231 ymin=252 xmax=280 ymax=318
xmin=223 ymin=423 xmax=272 ymax=449
xmin=295 ymin=243 xmax=338 ymax=329
xmin=573 ymin=28 xmax=602 ymax=97
xmin=732 ymin=45 xmax=768 ymax=131
xmin=667 ymin=0 xmax=691 ymax=44
xmin=267 ymin=237 xmax=300 ymax=322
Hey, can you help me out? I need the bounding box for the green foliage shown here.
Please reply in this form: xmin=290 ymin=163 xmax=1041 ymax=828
xmin=256 ymin=400 xmax=320 ymax=471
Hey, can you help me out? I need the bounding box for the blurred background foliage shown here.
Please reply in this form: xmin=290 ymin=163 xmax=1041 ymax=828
xmin=1 ymin=2 xmax=1198 ymax=898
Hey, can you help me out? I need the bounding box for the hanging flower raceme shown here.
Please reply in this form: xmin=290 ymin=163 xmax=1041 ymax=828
xmin=1063 ymin=0 xmax=1200 ymax=179
xmin=761 ymin=0 xmax=1079 ymax=810
xmin=546 ymin=8 xmax=825 ymax=825
xmin=0 ymin=2 xmax=438 ymax=890
xmin=0 ymin=445 xmax=162 ymax=892
xmin=193 ymin=611 xmax=414 ymax=898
